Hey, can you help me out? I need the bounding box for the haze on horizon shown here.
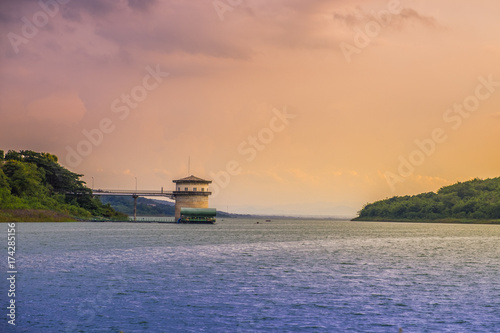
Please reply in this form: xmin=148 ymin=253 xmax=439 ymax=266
xmin=1 ymin=0 xmax=499 ymax=216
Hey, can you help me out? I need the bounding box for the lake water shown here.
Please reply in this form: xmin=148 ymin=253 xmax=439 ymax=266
xmin=3 ymin=219 xmax=500 ymax=332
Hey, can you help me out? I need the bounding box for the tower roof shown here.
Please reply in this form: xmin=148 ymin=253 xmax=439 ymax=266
xmin=172 ymin=175 xmax=212 ymax=184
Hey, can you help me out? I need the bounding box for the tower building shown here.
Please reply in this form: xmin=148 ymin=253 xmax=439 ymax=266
xmin=172 ymin=175 xmax=212 ymax=221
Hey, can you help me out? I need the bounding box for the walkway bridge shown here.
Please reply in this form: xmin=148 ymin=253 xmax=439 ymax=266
xmin=93 ymin=189 xmax=174 ymax=221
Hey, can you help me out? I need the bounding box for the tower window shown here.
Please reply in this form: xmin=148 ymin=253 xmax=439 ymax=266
xmin=193 ymin=187 xmax=197 ymax=191
xmin=201 ymin=188 xmax=204 ymax=192
xmin=184 ymin=187 xmax=188 ymax=191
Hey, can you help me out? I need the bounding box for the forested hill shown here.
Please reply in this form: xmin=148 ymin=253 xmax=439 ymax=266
xmin=0 ymin=149 xmax=127 ymax=221
xmin=99 ymin=196 xmax=176 ymax=216
xmin=354 ymin=177 xmax=500 ymax=222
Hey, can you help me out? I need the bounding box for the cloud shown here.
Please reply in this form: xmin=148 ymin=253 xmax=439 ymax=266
xmin=82 ymin=2 xmax=253 ymax=59
xmin=265 ymin=171 xmax=288 ymax=184
xmin=153 ymin=168 xmax=172 ymax=180
xmin=397 ymin=8 xmax=442 ymax=29
xmin=127 ymin=0 xmax=158 ymax=11
xmin=26 ymin=92 xmax=86 ymax=125
xmin=332 ymin=6 xmax=443 ymax=30
xmin=287 ymin=168 xmax=320 ymax=185
xmin=2 ymin=0 xmax=416 ymax=64
xmin=61 ymin=0 xmax=157 ymax=21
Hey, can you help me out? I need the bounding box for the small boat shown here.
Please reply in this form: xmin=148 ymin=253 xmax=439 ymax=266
xmin=265 ymin=219 xmax=271 ymax=222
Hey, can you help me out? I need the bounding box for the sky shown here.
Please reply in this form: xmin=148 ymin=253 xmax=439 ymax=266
xmin=1 ymin=0 xmax=500 ymax=216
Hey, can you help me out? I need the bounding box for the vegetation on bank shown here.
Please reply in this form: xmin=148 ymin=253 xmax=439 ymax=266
xmin=0 ymin=209 xmax=77 ymax=222
xmin=0 ymin=150 xmax=128 ymax=222
xmin=354 ymin=177 xmax=500 ymax=223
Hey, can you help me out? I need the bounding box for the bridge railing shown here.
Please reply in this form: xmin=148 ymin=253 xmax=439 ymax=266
xmin=93 ymin=189 xmax=172 ymax=194
xmin=130 ymin=216 xmax=176 ymax=222
xmin=92 ymin=190 xmax=174 ymax=198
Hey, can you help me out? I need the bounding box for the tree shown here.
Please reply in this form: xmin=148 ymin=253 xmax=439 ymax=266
xmin=0 ymin=149 xmax=128 ymax=220
xmin=355 ymin=176 xmax=500 ymax=221
xmin=0 ymin=168 xmax=10 ymax=191
xmin=5 ymin=150 xmax=22 ymax=161
xmin=2 ymin=160 xmax=47 ymax=197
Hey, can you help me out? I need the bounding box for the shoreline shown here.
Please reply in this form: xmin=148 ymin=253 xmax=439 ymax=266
xmin=2 ymin=208 xmax=499 ymax=224
xmin=352 ymin=217 xmax=500 ymax=225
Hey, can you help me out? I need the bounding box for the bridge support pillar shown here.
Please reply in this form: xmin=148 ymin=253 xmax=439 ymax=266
xmin=133 ymin=195 xmax=138 ymax=222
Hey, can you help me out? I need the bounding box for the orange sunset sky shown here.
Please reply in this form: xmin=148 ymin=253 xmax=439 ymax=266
xmin=1 ymin=0 xmax=499 ymax=216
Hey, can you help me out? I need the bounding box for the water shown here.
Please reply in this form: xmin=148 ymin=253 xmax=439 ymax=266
xmin=2 ymin=219 xmax=500 ymax=332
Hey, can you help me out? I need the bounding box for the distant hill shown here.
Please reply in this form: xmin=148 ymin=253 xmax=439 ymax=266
xmin=99 ymin=196 xmax=247 ymax=218
xmin=99 ymin=196 xmax=176 ymax=216
xmin=100 ymin=197 xmax=344 ymax=220
xmin=354 ymin=177 xmax=500 ymax=223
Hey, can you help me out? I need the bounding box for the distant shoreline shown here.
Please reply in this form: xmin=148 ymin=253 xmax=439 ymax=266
xmin=352 ymin=217 xmax=500 ymax=225
xmin=2 ymin=209 xmax=500 ymax=225
xmin=0 ymin=211 xmax=354 ymax=222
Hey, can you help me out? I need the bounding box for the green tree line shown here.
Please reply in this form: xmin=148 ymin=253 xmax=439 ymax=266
xmin=0 ymin=149 xmax=127 ymax=221
xmin=355 ymin=177 xmax=500 ymax=221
